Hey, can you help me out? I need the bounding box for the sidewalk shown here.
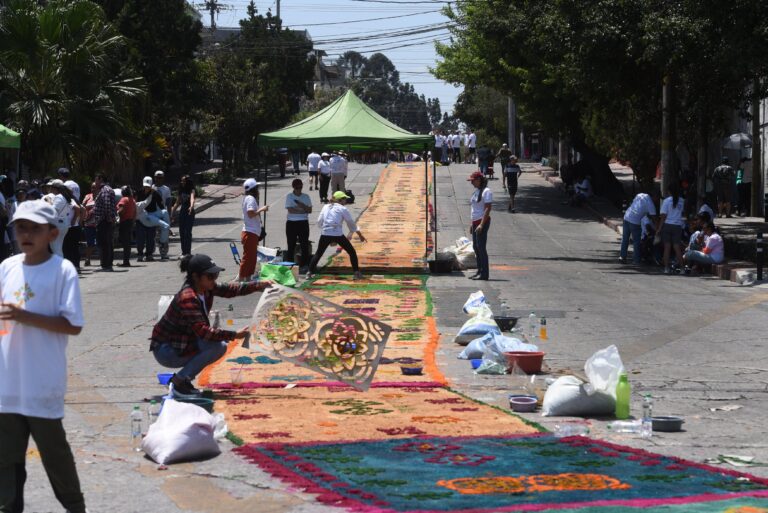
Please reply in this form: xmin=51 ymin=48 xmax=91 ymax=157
xmin=535 ymin=162 xmax=768 ymax=285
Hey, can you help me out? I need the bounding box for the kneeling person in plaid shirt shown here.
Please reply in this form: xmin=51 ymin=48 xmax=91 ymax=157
xmin=150 ymin=254 xmax=272 ymax=396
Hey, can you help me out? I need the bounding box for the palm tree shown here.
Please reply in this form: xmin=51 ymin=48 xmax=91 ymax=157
xmin=0 ymin=0 xmax=145 ymax=175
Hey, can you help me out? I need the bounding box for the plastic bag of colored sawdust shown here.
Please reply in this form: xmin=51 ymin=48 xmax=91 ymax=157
xmin=259 ymin=263 xmax=296 ymax=287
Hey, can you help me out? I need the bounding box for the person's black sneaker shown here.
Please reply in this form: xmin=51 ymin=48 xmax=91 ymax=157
xmin=170 ymin=374 xmax=202 ymax=398
xmin=145 ymin=255 xmax=155 ymax=262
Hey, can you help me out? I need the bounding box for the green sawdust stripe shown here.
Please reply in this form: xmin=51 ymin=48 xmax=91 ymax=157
xmin=226 ymin=431 xmax=245 ymax=446
xmin=446 ymin=387 xmax=549 ymax=433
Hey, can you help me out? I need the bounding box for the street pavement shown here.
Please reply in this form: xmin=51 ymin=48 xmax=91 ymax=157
xmin=24 ymin=161 xmax=768 ymax=512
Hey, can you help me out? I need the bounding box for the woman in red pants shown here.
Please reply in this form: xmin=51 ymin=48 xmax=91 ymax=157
xmin=238 ymin=179 xmax=269 ymax=281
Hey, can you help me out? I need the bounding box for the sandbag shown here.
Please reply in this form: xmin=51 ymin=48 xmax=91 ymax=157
xmin=462 ymin=290 xmax=486 ymax=314
xmin=541 ymin=376 xmax=615 ymax=417
xmin=457 ymin=306 xmax=499 ymax=337
xmin=458 ymin=332 xmax=538 ymax=360
xmin=141 ymin=399 xmax=221 ymax=464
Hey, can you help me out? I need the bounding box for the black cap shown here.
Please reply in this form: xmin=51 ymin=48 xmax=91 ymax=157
xmin=188 ymin=254 xmax=225 ymax=274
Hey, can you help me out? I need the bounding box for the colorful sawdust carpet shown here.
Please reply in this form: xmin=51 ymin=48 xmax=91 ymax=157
xmin=235 ymin=434 xmax=768 ymax=513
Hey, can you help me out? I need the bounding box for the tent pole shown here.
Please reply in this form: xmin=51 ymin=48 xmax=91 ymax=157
xmin=433 ymin=154 xmax=437 ymax=255
xmin=262 ymin=160 xmax=268 ymax=248
xmin=424 ymin=149 xmax=429 ymax=259
xmin=16 ymin=148 xmax=21 ymax=181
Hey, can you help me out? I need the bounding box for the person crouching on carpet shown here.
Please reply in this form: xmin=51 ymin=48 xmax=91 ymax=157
xmin=307 ymin=190 xmax=367 ymax=280
xmin=150 ymin=254 xmax=273 ymax=397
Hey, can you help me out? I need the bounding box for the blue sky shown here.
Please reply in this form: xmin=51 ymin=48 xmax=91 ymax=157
xmin=212 ymin=0 xmax=462 ymax=114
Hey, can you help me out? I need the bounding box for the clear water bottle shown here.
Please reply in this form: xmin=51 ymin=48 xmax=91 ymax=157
xmin=130 ymin=406 xmax=143 ymax=451
xmin=528 ymin=312 xmax=537 ymax=338
xmin=607 ymin=419 xmax=642 ymax=433
xmin=210 ymin=310 xmax=220 ymax=329
xmin=147 ymin=400 xmax=160 ymax=426
xmin=554 ymin=423 xmax=590 ymax=437
xmin=641 ymin=394 xmax=653 ymax=438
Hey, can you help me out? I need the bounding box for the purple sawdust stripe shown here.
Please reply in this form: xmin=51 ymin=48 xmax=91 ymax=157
xmin=211 ymin=381 xmax=445 ymax=390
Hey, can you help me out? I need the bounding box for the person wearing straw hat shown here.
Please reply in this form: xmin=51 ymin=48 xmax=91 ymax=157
xmin=307 ymin=190 xmax=366 ymax=280
xmin=238 ymin=178 xmax=268 ymax=281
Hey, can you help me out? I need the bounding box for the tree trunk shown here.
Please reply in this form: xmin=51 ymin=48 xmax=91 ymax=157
xmin=751 ymin=80 xmax=763 ymax=218
xmin=697 ymin=124 xmax=708 ymax=210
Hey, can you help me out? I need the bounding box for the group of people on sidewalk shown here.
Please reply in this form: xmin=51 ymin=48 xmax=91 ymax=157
xmin=620 ymin=185 xmax=724 ymax=275
xmin=303 ymin=150 xmax=349 ymax=205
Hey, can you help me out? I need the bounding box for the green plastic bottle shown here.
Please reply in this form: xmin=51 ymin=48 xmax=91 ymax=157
xmin=615 ymin=373 xmax=631 ymax=420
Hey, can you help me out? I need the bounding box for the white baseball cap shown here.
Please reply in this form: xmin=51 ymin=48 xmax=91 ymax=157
xmin=321 ymin=152 xmax=330 ymax=157
xmin=243 ymin=178 xmax=258 ymax=191
xmin=47 ymin=178 xmax=66 ymax=188
xmin=11 ymin=199 xmax=57 ymax=226
xmin=142 ymin=176 xmax=153 ymax=187
xmin=154 ymin=170 xmax=164 ymax=177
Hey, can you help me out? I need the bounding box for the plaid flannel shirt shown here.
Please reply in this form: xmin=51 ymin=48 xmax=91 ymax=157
xmin=93 ymin=184 xmax=116 ymax=224
xmin=150 ymin=281 xmax=262 ymax=355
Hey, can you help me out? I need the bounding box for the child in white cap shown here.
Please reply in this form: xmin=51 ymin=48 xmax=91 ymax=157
xmin=0 ymin=200 xmax=86 ymax=512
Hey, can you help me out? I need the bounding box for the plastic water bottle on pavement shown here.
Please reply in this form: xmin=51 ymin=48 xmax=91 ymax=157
xmin=225 ymin=304 xmax=234 ymax=327
xmin=554 ymin=423 xmax=590 ymax=437
xmin=130 ymin=406 xmax=143 ymax=451
xmin=641 ymin=394 xmax=653 ymax=438
xmin=539 ymin=316 xmax=548 ymax=340
xmin=614 ymin=373 xmax=631 ymax=420
xmin=528 ymin=312 xmax=537 ymax=338
xmin=147 ymin=400 xmax=160 ymax=426
xmin=607 ymin=419 xmax=642 ymax=433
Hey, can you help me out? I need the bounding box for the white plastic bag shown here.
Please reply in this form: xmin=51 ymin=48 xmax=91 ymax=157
xmin=455 ymin=236 xmax=471 ymax=249
xmin=456 ymin=245 xmax=477 ymax=270
xmin=463 ymin=290 xmax=486 ymax=314
xmin=458 ymin=333 xmax=492 ymax=359
xmin=212 ymin=413 xmax=228 ymax=440
xmin=457 ymin=305 xmax=499 ymax=337
xmin=584 ymin=345 xmax=625 ymax=398
xmin=157 ymin=295 xmax=174 ymax=320
xmin=257 ymin=246 xmax=279 ymax=263
xmin=541 ymin=376 xmax=615 ymax=417
xmin=141 ymin=399 xmax=221 ymax=464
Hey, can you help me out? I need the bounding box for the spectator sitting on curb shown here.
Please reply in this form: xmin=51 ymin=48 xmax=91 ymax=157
xmin=570 ymin=175 xmax=593 ymax=207
xmin=685 ymin=212 xmax=711 ymax=254
xmin=683 ymin=221 xmax=723 ymax=273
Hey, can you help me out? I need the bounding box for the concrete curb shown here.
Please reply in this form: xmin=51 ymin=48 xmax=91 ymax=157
xmin=193 ymin=194 xmax=226 ymax=215
xmin=536 ymin=170 xmax=755 ymax=286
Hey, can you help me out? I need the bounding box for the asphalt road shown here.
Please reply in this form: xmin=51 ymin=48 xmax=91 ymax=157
xmin=22 ymin=161 xmax=768 ymax=512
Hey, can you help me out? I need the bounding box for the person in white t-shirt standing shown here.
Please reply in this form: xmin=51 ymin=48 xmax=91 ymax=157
xmin=0 ymin=199 xmax=86 ymax=513
xmin=318 ymin=152 xmax=332 ymax=204
xmin=657 ymin=184 xmax=685 ymax=274
xmin=467 ymin=130 xmax=477 ymax=164
xmin=620 ymin=191 xmax=658 ymax=264
xmin=468 ymin=171 xmax=492 ymax=280
xmin=307 ymin=190 xmax=366 ymax=280
xmin=238 ymin=178 xmax=268 ymax=281
xmin=306 ymin=150 xmax=322 ymax=192
xmin=452 ymin=132 xmax=462 ymax=163
xmin=329 ymin=152 xmax=347 ymax=194
xmin=285 ymin=178 xmax=313 ymax=273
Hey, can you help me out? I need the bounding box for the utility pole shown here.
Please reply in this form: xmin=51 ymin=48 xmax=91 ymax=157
xmin=276 ymin=0 xmax=280 ymax=20
xmin=507 ymin=97 xmax=517 ymax=155
xmin=752 ymin=80 xmax=763 ymax=218
xmin=660 ymin=75 xmax=673 ymax=196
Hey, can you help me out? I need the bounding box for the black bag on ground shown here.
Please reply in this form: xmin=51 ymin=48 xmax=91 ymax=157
xmin=345 ymin=190 xmax=355 ymax=204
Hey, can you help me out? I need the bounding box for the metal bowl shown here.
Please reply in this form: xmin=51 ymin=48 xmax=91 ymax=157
xmin=652 ymin=416 xmax=685 ymax=432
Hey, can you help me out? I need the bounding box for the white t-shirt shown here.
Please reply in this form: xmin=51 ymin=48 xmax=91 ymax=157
xmin=470 ymin=187 xmax=493 ymax=221
xmin=285 ymin=192 xmax=312 ymax=222
xmin=318 ymin=159 xmax=331 ymax=176
xmin=329 ymin=155 xmax=347 ymax=175
xmin=575 ymin=179 xmax=592 ymax=198
xmin=452 ymin=134 xmax=462 ymax=148
xmin=0 ymin=254 xmax=83 ymax=419
xmin=307 ymin=152 xmax=322 ymax=171
xmin=704 ymin=232 xmax=724 ymax=263
xmin=317 ymin=203 xmax=357 ymax=236
xmin=468 ymin=133 xmax=477 ymax=148
xmin=242 ymin=195 xmax=262 ymax=234
xmin=64 ymin=180 xmax=80 ymax=201
xmin=434 ymin=134 xmax=443 ymax=148
xmin=624 ymin=193 xmax=656 ymax=225
xmin=660 ymin=196 xmax=685 ymax=226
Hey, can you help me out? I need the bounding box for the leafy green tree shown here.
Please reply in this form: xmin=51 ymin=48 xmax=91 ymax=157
xmin=0 ymin=0 xmax=145 ymax=175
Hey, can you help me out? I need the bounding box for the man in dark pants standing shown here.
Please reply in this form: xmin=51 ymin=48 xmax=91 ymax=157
xmin=93 ymin=173 xmax=116 ymax=271
xmin=284 ymin=179 xmax=313 ymax=273
xmin=318 ymin=152 xmax=331 ymax=203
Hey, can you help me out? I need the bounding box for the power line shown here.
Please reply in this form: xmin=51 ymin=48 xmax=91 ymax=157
xmin=283 ymin=9 xmax=440 ymax=27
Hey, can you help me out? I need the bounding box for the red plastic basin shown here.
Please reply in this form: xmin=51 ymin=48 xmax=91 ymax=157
xmin=503 ymin=351 xmax=545 ymax=374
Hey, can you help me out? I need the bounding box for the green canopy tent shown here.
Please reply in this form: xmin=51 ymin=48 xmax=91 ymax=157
xmin=0 ymin=124 xmax=21 ymax=181
xmin=257 ymin=90 xmax=436 ymax=259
